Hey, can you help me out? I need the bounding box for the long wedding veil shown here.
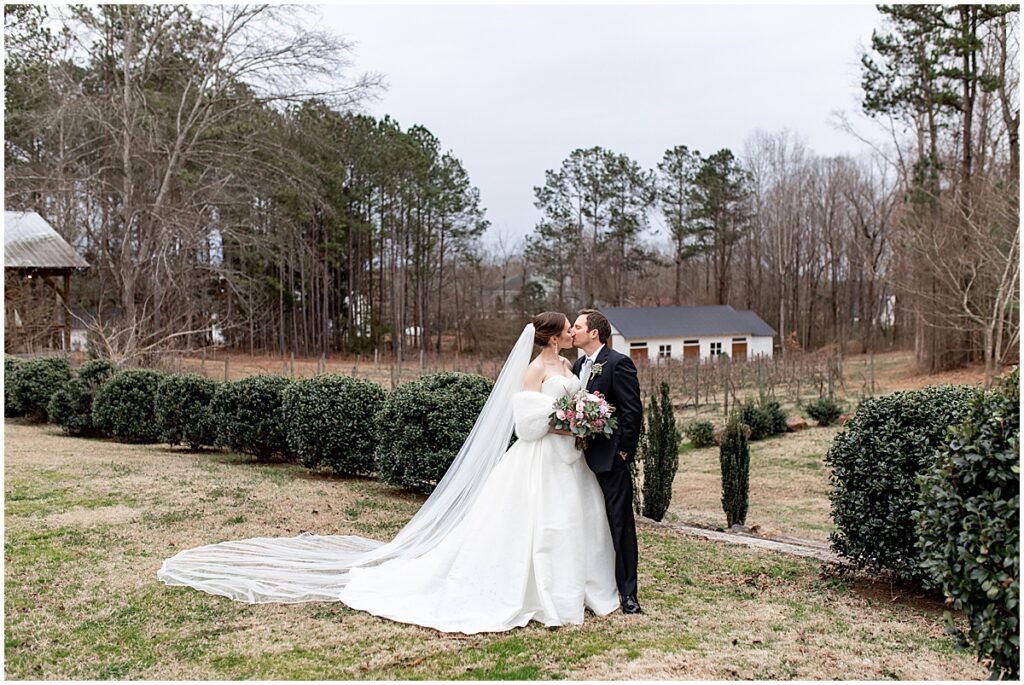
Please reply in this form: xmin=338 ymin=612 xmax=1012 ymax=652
xmin=157 ymin=324 xmax=537 ymax=603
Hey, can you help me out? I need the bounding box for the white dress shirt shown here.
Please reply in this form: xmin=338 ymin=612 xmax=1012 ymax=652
xmin=579 ymin=344 xmax=604 ymax=388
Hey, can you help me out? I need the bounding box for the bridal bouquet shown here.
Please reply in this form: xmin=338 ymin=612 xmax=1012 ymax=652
xmin=550 ymin=390 xmax=618 ymax=450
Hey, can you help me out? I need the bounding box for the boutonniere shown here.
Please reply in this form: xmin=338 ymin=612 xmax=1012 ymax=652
xmin=591 ymin=362 xmax=604 ymax=378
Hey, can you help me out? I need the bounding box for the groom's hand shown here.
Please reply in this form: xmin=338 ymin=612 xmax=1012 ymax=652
xmin=617 ymin=450 xmax=630 ymax=462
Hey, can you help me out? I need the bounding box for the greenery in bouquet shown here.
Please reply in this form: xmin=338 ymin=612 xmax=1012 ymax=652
xmin=550 ymin=390 xmax=617 ymax=449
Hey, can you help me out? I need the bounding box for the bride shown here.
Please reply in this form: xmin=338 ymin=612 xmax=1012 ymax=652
xmin=158 ymin=312 xmax=620 ymax=634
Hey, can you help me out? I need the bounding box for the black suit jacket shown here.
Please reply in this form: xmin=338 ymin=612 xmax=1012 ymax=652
xmin=572 ymin=345 xmax=643 ymax=474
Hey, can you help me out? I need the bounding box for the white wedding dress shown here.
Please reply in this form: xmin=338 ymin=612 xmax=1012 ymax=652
xmin=337 ymin=374 xmax=620 ymax=633
xmin=159 ymin=324 xmax=621 ymax=634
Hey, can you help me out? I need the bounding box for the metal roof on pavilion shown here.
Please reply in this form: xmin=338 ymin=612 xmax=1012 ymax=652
xmin=4 ymin=211 xmax=89 ymax=269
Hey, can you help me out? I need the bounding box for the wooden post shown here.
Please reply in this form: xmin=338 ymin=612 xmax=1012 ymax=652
xmin=224 ymin=356 xmax=230 ymax=382
xmin=62 ymin=272 xmax=71 ymax=351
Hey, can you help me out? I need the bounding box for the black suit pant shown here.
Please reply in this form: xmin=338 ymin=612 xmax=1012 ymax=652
xmin=595 ymin=456 xmax=639 ymax=598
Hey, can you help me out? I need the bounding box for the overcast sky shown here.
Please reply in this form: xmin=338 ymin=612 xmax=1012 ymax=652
xmin=319 ymin=4 xmax=882 ymax=245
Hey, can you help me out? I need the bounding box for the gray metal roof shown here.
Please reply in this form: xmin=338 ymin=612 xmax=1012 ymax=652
xmin=4 ymin=211 xmax=90 ymax=269
xmin=603 ymin=305 xmax=776 ymax=339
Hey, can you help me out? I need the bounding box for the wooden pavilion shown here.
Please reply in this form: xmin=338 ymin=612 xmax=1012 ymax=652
xmin=4 ymin=211 xmax=90 ymax=353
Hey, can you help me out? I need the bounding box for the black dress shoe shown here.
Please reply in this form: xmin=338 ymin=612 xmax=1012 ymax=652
xmin=621 ymin=595 xmax=642 ymax=614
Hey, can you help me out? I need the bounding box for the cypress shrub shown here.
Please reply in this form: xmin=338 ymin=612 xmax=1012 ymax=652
xmin=719 ymin=415 xmax=751 ymax=528
xmin=283 ymin=374 xmax=386 ymax=475
xmin=5 ymin=355 xmax=24 ymax=417
xmin=8 ymin=356 xmax=72 ymax=422
xmin=915 ymin=369 xmax=1020 ymax=679
xmin=683 ymin=419 xmax=716 ymax=448
xmin=154 ymin=373 xmax=218 ymax=450
xmin=825 ymin=384 xmax=979 ymax=584
xmin=92 ymin=369 xmax=164 ymax=443
xmin=640 ymin=382 xmax=680 ymax=522
xmin=805 ymin=396 xmax=843 ymax=426
xmin=374 ymin=372 xmax=492 ymax=493
xmin=210 ymin=374 xmax=293 ymax=461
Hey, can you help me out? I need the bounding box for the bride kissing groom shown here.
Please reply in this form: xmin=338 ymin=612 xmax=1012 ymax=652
xmin=159 ymin=309 xmax=644 ymax=634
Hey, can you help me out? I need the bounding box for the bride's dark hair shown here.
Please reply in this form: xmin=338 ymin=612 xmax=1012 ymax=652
xmin=533 ymin=312 xmax=567 ymax=347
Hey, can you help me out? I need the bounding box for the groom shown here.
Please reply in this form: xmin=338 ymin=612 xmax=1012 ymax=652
xmin=571 ymin=309 xmax=643 ymax=614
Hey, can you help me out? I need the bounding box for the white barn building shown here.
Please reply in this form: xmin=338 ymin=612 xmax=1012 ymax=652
xmin=602 ymin=306 xmax=776 ymax=363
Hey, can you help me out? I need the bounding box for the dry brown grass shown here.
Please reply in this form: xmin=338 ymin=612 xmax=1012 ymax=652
xmin=668 ymin=427 xmax=840 ymax=542
xmin=5 ymin=420 xmax=988 ymax=680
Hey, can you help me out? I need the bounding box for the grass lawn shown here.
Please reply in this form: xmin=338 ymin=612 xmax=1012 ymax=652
xmin=667 ymin=427 xmax=840 ymax=542
xmin=4 ymin=420 xmax=986 ymax=680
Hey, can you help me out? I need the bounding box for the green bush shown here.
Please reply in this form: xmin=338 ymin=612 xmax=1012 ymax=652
xmin=48 ymin=379 xmax=97 ymax=436
xmin=683 ymin=420 xmax=716 ymax=448
xmin=210 ymin=374 xmax=293 ymax=461
xmin=805 ymin=396 xmax=843 ymax=426
xmin=719 ymin=415 xmax=751 ymax=528
xmin=5 ymin=355 xmax=24 ymax=417
xmin=8 ymin=356 xmax=72 ymax=422
xmin=47 ymin=359 xmax=118 ymax=436
xmin=737 ymin=394 xmax=787 ymax=441
xmin=78 ymin=358 xmax=116 ymax=386
xmin=154 ymin=373 xmax=218 ymax=450
xmin=915 ymin=370 xmax=1020 ymax=679
xmin=825 ymin=384 xmax=979 ymax=584
xmin=92 ymin=369 xmax=164 ymax=443
xmin=640 ymin=382 xmax=680 ymax=522
xmin=283 ymin=375 xmax=386 ymax=475
xmin=374 ymin=372 xmax=492 ymax=493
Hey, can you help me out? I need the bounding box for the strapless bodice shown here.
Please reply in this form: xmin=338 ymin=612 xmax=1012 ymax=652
xmin=541 ymin=374 xmax=581 ymax=398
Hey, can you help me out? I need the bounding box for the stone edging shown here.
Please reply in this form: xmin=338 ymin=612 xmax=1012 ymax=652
xmin=638 ymin=517 xmax=849 ymax=565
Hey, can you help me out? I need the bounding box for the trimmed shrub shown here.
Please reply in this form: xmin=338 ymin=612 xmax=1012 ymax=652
xmin=154 ymin=373 xmax=218 ymax=450
xmin=915 ymin=370 xmax=1020 ymax=679
xmin=719 ymin=415 xmax=751 ymax=528
xmin=78 ymin=358 xmax=116 ymax=386
xmin=683 ymin=420 xmax=716 ymax=448
xmin=5 ymin=355 xmax=24 ymax=417
xmin=47 ymin=359 xmax=118 ymax=436
xmin=210 ymin=374 xmax=293 ymax=461
xmin=48 ymin=379 xmax=97 ymax=436
xmin=8 ymin=356 xmax=72 ymax=422
xmin=640 ymin=382 xmax=680 ymax=522
xmin=92 ymin=369 xmax=164 ymax=442
xmin=825 ymin=384 xmax=979 ymax=584
xmin=283 ymin=375 xmax=386 ymax=475
xmin=805 ymin=395 xmax=843 ymax=426
xmin=737 ymin=394 xmax=786 ymax=441
xmin=375 ymin=372 xmax=493 ymax=493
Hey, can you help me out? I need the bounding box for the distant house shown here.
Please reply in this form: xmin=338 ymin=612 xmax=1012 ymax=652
xmin=601 ymin=306 xmax=776 ymax=363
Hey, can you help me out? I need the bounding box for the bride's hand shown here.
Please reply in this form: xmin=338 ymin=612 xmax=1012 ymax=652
xmin=549 ymin=427 xmax=573 ymax=436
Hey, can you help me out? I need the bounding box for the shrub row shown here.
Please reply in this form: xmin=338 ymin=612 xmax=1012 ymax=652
xmin=6 ymin=359 xmax=491 ymax=492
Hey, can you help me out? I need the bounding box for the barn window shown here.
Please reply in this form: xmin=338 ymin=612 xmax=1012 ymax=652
xmin=658 ymin=344 xmax=672 ymax=358
xmin=629 ymin=341 xmax=647 ymax=348
xmin=732 ymin=337 xmax=746 ymax=342
xmin=709 ymin=342 xmax=723 ymax=356
xmin=684 ymin=339 xmax=698 ymax=345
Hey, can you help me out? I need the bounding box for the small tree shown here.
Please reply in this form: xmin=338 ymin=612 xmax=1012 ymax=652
xmin=640 ymin=382 xmax=680 ymax=521
xmin=719 ymin=415 xmax=750 ymax=528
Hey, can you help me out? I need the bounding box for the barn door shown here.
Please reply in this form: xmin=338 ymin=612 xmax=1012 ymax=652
xmin=731 ymin=341 xmax=747 ymax=360
xmin=629 ymin=347 xmax=648 ymax=364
